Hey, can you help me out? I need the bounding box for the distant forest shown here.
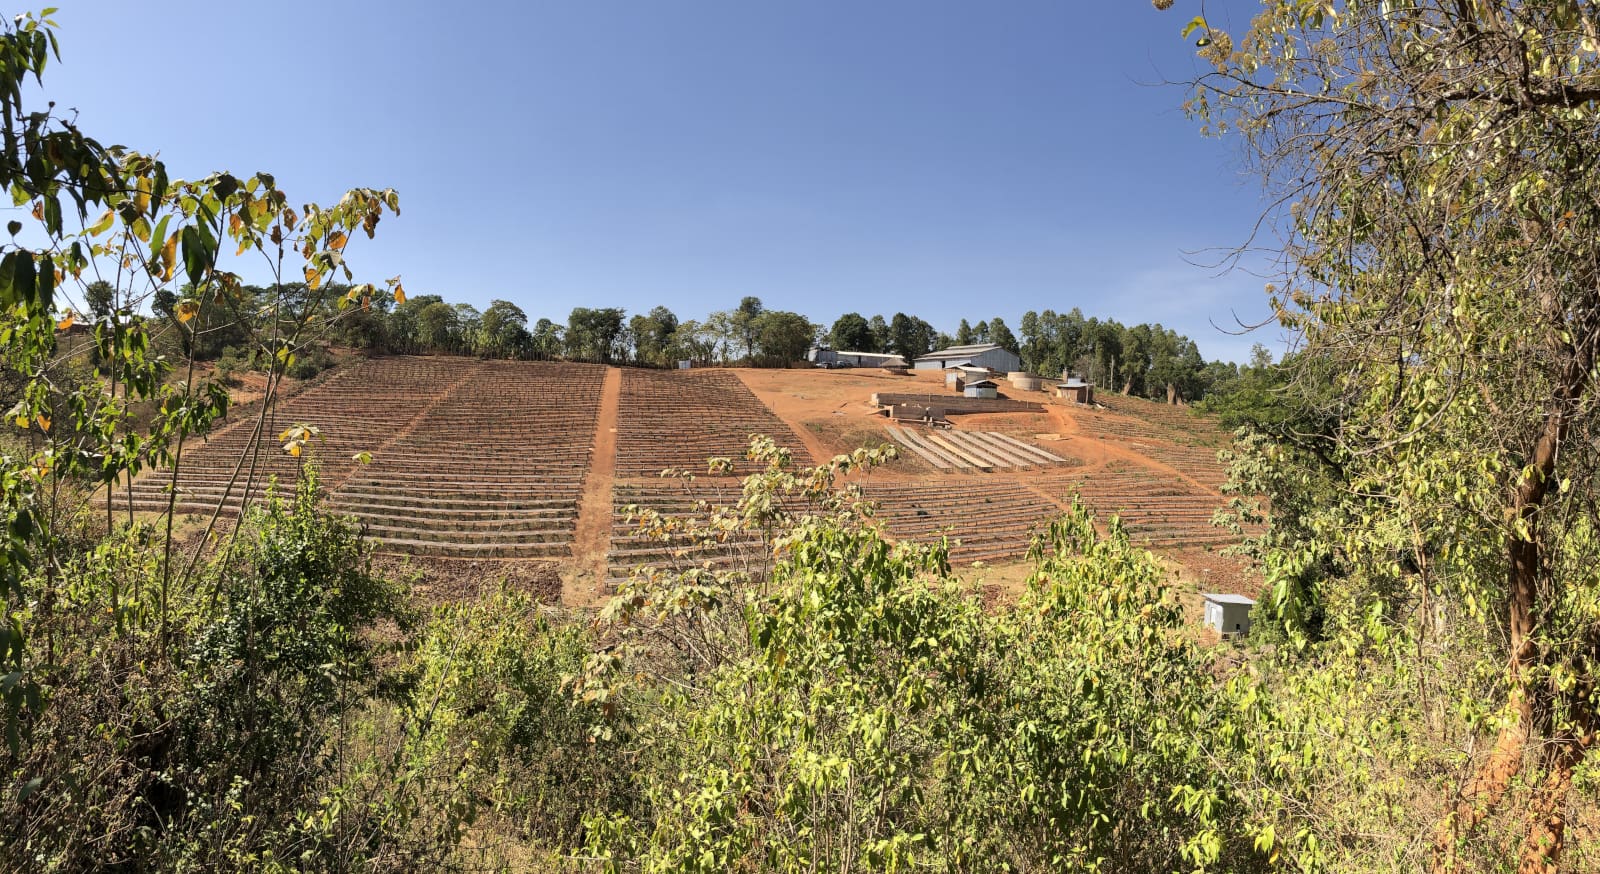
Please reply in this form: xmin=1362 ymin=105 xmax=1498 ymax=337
xmin=132 ymin=281 xmax=1243 ymax=404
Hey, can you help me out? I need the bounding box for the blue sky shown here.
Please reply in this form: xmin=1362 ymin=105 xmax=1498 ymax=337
xmin=47 ymin=0 xmax=1278 ymax=362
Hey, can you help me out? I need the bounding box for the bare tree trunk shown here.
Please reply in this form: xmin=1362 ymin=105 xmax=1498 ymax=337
xmin=1516 ymin=732 xmax=1595 ymax=874
xmin=1433 ymin=720 xmax=1530 ymax=873
xmin=1432 ymin=347 xmax=1588 ymax=873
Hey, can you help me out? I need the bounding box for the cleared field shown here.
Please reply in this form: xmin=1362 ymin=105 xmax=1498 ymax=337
xmin=121 ymin=357 xmax=466 ymax=516
xmin=1043 ymin=464 xmax=1237 ymax=549
xmin=123 ymin=358 xmax=1254 ymax=600
xmin=615 ymin=369 xmax=812 ymax=476
xmin=604 ymin=476 xmax=1066 ymax=587
xmin=1070 ymin=401 xmax=1231 ymax=490
xmin=122 ymin=357 xmax=606 ymax=559
xmin=330 ymin=360 xmax=606 ymax=557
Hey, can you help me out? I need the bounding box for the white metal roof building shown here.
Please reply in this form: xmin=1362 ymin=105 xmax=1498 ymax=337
xmin=809 ymin=348 xmax=909 ymax=368
xmin=913 ymin=343 xmax=1022 ymax=373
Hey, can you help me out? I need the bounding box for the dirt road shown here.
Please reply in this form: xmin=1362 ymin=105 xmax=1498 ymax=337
xmin=565 ymin=366 xmax=621 ymax=606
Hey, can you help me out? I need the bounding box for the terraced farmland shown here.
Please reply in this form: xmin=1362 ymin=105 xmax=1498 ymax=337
xmin=604 ymin=475 xmax=1066 ymax=587
xmin=123 ymin=357 xmax=606 ymax=558
xmin=616 ymin=369 xmax=812 ymax=476
xmin=124 ymin=358 xmax=1252 ymax=600
xmin=1072 ymin=399 xmax=1231 ymax=490
xmin=1048 ymin=463 xmax=1237 ymax=549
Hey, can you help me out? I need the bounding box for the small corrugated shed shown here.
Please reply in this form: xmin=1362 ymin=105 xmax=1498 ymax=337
xmin=964 ymin=379 xmax=999 ymax=399
xmin=1202 ymin=593 xmax=1256 ymax=636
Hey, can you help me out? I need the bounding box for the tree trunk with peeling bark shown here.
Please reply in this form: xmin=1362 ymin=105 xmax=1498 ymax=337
xmin=1166 ymin=1 xmax=1600 ymax=869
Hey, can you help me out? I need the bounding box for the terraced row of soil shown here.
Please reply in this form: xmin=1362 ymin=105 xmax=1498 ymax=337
xmin=615 ymin=369 xmax=813 ymax=476
xmin=604 ymin=476 xmax=1066 ymax=588
xmin=122 ymin=357 xmax=606 ymax=558
xmin=1070 ymin=398 xmax=1232 ymax=490
xmin=605 ymin=464 xmax=1239 ymax=589
xmin=329 ymin=360 xmax=606 ymax=557
xmin=1047 ymin=463 xmax=1237 ymax=549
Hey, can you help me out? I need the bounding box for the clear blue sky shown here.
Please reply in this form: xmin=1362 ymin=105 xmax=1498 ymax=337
xmin=48 ymin=0 xmax=1277 ymax=362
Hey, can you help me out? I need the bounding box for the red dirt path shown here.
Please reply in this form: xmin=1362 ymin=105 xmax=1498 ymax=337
xmin=566 ymin=365 xmax=622 ymax=607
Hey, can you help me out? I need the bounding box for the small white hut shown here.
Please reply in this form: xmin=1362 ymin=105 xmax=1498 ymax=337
xmin=1202 ymin=593 xmax=1256 ymax=637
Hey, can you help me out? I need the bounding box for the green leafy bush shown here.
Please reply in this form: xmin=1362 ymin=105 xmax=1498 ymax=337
xmin=0 ymin=469 xmax=411 ymax=870
xmin=398 ymin=585 xmax=639 ymax=853
xmin=584 ymin=485 xmax=1256 ymax=873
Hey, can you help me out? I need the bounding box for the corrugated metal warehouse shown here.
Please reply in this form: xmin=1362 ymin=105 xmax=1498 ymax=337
xmin=913 ymin=343 xmax=1022 ymax=373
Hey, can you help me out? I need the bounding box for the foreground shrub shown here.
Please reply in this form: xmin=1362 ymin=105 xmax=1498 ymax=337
xmin=0 ymin=471 xmax=410 ymax=870
xmin=390 ymin=586 xmax=640 ymax=862
xmin=585 ymin=498 xmax=1254 ymax=873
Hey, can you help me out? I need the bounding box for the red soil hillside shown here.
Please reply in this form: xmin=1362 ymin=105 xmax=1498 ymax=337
xmin=125 ymin=356 xmax=1259 ymax=606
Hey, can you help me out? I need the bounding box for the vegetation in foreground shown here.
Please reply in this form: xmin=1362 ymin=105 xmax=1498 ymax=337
xmin=1 ymin=3 xmax=1598 ymax=872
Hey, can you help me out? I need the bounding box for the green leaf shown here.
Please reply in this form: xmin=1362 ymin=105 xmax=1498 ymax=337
xmin=12 ymin=252 xmax=35 ymax=307
xmin=15 ymin=776 xmax=41 ymax=803
xmin=149 ymin=214 xmax=171 ymax=257
xmin=152 ymin=162 xmax=168 ymax=204
xmin=180 ymin=225 xmax=206 ymax=287
xmin=0 ymin=252 xmax=15 ymax=306
xmin=41 ymin=196 xmax=60 ymax=236
xmin=212 ymin=172 xmax=238 ymax=201
xmin=35 ymin=254 xmax=53 ymax=310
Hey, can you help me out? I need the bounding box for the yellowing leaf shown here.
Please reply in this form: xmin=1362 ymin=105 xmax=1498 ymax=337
xmin=304 ymin=266 xmax=322 ymax=290
xmin=288 ymin=442 xmax=302 ymax=457
xmin=328 ymin=231 xmax=347 ymax=251
xmin=56 ymin=312 xmax=74 ymax=330
xmin=161 ymin=233 xmax=178 ymax=281
xmin=135 ymin=176 xmax=152 ymax=214
xmin=175 ymin=300 xmax=200 ymax=323
xmin=87 ymin=207 xmax=115 ymax=236
xmin=36 ymin=415 xmax=49 ymax=432
xmin=229 ymin=212 xmax=244 ymax=234
xmin=13 ymin=415 xmax=27 ymax=428
xmin=393 ymin=281 xmax=405 ymax=304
